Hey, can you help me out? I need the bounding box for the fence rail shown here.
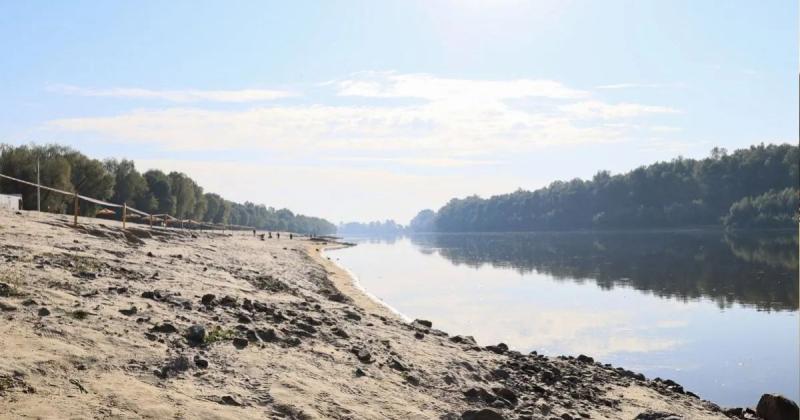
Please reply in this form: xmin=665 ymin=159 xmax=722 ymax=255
xmin=0 ymin=172 xmax=252 ymax=232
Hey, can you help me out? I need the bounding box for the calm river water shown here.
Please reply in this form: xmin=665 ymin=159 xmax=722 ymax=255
xmin=328 ymin=230 xmax=799 ymax=407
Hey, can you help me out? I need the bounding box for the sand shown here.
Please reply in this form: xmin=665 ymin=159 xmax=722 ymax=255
xmin=0 ymin=210 xmax=733 ymax=419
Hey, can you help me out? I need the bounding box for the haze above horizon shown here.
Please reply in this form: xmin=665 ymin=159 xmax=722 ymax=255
xmin=0 ymin=0 xmax=796 ymax=223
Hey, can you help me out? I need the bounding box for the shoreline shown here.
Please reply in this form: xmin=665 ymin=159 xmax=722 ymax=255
xmin=316 ymin=244 xmax=412 ymax=323
xmin=0 ymin=210 xmax=768 ymax=419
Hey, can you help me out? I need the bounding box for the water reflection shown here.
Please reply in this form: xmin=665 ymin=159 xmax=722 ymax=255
xmin=332 ymin=230 xmax=799 ymax=405
xmin=405 ymin=230 xmax=798 ymax=312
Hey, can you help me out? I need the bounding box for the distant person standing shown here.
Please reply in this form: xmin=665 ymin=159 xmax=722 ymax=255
xmin=289 ymin=233 xmax=293 ymax=240
xmin=268 ymin=232 xmax=273 ymax=239
xmin=252 ymin=229 xmax=256 ymax=237
xmin=277 ymin=232 xmax=280 ymax=239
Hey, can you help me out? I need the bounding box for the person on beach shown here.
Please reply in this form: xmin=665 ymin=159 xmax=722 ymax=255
xmin=252 ymin=229 xmax=256 ymax=237
xmin=277 ymin=233 xmax=280 ymax=239
xmin=289 ymin=233 xmax=293 ymax=240
xmin=268 ymin=232 xmax=272 ymax=239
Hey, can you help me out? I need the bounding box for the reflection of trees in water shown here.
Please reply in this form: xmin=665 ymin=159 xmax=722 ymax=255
xmin=409 ymin=230 xmax=799 ymax=312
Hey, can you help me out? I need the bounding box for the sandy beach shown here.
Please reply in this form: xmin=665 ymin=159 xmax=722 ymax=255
xmin=0 ymin=210 xmax=734 ymax=419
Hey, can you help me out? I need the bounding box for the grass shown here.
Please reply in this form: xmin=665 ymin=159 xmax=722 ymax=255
xmin=0 ymin=271 xmax=25 ymax=297
xmin=204 ymin=326 xmax=235 ymax=344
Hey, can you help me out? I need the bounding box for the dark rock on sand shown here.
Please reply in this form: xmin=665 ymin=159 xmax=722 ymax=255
xmin=450 ymin=335 xmax=477 ymax=346
xmin=0 ymin=301 xmax=17 ymax=311
xmin=219 ymin=295 xmax=238 ymax=307
xmin=256 ymin=328 xmax=279 ymax=342
xmin=237 ymin=314 xmax=252 ymax=324
xmin=201 ymin=294 xmax=216 ymax=306
xmin=460 ymin=408 xmax=505 ymax=420
xmin=756 ymin=394 xmax=799 ymax=420
xmin=633 ymin=410 xmax=682 ymax=420
xmin=37 ymin=307 xmax=50 ymax=317
xmin=219 ymin=395 xmax=242 ymax=406
xmin=186 ymin=325 xmax=206 ymax=345
xmin=576 ymin=354 xmax=594 ymax=364
xmin=389 ymin=358 xmax=408 ymax=371
xmin=413 ymin=319 xmax=432 ymax=328
xmin=485 ymin=343 xmax=508 ymax=354
xmin=119 ymin=306 xmax=138 ymax=316
xmin=158 ymin=355 xmax=190 ymax=378
xmin=193 ymin=355 xmax=209 ymax=369
xmin=151 ymin=323 xmax=178 ymax=334
xmin=414 ymin=331 xmax=425 ymax=339
xmin=354 ymin=367 xmax=366 ymax=377
xmin=492 ymin=387 xmax=518 ymax=405
xmin=351 ymin=346 xmax=373 ymax=363
xmin=232 ymin=337 xmax=249 ymax=349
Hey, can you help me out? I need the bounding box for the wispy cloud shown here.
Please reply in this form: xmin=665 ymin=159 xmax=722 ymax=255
xmin=560 ymin=101 xmax=680 ymax=119
xmin=45 ymin=72 xmax=681 ymax=158
xmin=326 ymin=156 xmax=505 ymax=168
xmin=333 ymin=71 xmax=589 ymax=100
xmin=49 ymin=84 xmax=295 ymax=103
xmin=595 ymin=82 xmax=683 ymax=90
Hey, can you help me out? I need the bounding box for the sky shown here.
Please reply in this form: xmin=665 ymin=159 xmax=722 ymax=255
xmin=0 ymin=0 xmax=796 ymax=223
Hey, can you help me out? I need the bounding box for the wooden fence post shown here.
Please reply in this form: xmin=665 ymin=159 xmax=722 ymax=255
xmin=122 ymin=203 xmax=127 ymax=230
xmin=73 ymin=192 xmax=78 ymax=227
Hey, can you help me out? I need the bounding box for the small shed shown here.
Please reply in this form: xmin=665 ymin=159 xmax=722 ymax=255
xmin=0 ymin=194 xmax=22 ymax=211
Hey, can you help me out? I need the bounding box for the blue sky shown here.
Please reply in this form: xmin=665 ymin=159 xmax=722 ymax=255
xmin=0 ymin=0 xmax=796 ymax=222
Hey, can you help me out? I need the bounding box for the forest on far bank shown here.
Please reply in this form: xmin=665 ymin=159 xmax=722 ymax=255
xmin=0 ymin=143 xmax=336 ymax=235
xmin=405 ymin=143 xmax=798 ymax=233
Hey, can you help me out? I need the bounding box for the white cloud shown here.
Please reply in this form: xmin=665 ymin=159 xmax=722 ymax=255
xmin=333 ymin=71 xmax=589 ymax=100
xmin=49 ymin=84 xmax=295 ymax=103
xmin=560 ymin=100 xmax=680 ymax=119
xmin=595 ymin=82 xmax=683 ymax=90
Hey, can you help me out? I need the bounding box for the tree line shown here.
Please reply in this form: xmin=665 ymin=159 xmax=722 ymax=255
xmin=0 ymin=143 xmax=336 ymax=235
xmin=409 ymin=144 xmax=798 ymax=232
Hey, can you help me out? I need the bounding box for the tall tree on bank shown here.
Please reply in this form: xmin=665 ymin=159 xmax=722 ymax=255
xmin=0 ymin=143 xmax=337 ymax=234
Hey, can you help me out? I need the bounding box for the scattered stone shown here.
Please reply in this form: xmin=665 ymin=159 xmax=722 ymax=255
xmin=450 ymin=335 xmax=477 ymax=346
xmin=219 ymin=395 xmax=242 ymax=406
xmin=21 ymin=299 xmax=36 ymax=306
xmin=219 ymin=295 xmax=237 ymax=307
xmin=237 ymin=314 xmax=252 ymax=324
xmin=756 ymin=394 xmax=799 ymax=420
xmin=413 ymin=319 xmax=432 ymax=328
xmin=0 ymin=302 xmax=17 ymax=311
xmin=151 ymin=323 xmax=178 ymax=334
xmin=201 ymin=294 xmax=216 ymax=306
xmin=186 ymin=325 xmax=206 ymax=345
xmin=331 ymin=327 xmax=349 ymax=339
xmin=232 ymin=337 xmax=249 ymax=349
xmin=193 ymin=355 xmax=209 ymax=369
xmin=37 ymin=307 xmax=50 ymax=317
xmin=343 ymin=310 xmax=361 ymax=321
xmin=354 ymin=367 xmax=366 ymax=377
xmin=256 ymin=328 xmax=279 ymax=342
xmin=389 ymin=358 xmax=408 ymax=371
xmin=118 ymin=306 xmax=137 ymax=316
xmin=633 ymin=410 xmax=682 ymax=420
xmin=485 ymin=343 xmax=508 ymax=354
xmin=414 ymin=331 xmax=425 ymax=339
xmin=404 ymin=373 xmax=420 ymax=386
xmin=158 ymin=355 xmax=190 ymax=378
xmin=492 ymin=387 xmax=518 ymax=405
xmin=576 ymin=354 xmax=594 ymax=364
xmin=460 ymin=408 xmax=505 ymax=420
xmin=351 ymin=346 xmax=373 ymax=363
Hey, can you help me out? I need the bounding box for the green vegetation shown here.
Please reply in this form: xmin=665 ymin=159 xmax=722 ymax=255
xmin=417 ymin=144 xmax=798 ymax=232
xmin=204 ymin=326 xmax=235 ymax=344
xmin=0 ymin=143 xmax=336 ymax=234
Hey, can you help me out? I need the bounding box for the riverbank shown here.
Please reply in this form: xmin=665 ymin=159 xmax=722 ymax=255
xmin=0 ymin=210 xmax=760 ymax=419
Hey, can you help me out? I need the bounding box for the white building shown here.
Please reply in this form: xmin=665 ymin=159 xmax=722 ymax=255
xmin=0 ymin=194 xmax=22 ymax=211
